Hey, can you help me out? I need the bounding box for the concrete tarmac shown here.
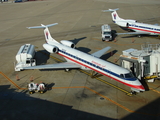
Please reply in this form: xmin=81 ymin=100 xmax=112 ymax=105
xmin=0 ymin=0 xmax=160 ymax=120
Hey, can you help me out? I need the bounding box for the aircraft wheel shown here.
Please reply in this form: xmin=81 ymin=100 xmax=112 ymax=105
xmin=137 ymin=35 xmax=141 ymax=38
xmin=130 ymin=91 xmax=136 ymax=95
xmin=65 ymin=69 xmax=69 ymax=72
xmin=40 ymin=91 xmax=44 ymax=94
xmin=29 ymin=91 xmax=33 ymax=94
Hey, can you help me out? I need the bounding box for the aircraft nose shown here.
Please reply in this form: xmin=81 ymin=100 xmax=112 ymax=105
xmin=138 ymin=85 xmax=145 ymax=91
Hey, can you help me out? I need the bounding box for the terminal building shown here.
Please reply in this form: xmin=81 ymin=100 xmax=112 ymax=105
xmin=120 ymin=43 xmax=160 ymax=82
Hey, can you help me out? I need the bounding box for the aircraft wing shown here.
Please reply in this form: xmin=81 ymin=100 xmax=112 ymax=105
xmin=116 ymin=32 xmax=150 ymax=35
xmin=91 ymin=46 xmax=111 ymax=58
xmin=22 ymin=62 xmax=81 ymax=70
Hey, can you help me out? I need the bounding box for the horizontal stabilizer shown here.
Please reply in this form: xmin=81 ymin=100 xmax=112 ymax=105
xmin=102 ymin=8 xmax=119 ymax=12
xmin=27 ymin=23 xmax=58 ymax=29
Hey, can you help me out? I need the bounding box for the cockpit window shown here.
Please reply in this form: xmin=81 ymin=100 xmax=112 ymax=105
xmin=120 ymin=74 xmax=124 ymax=78
xmin=120 ymin=72 xmax=134 ymax=78
xmin=124 ymin=72 xmax=134 ymax=78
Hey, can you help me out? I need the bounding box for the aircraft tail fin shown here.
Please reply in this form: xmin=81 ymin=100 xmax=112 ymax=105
xmin=27 ymin=23 xmax=59 ymax=43
xmin=102 ymin=8 xmax=122 ymax=22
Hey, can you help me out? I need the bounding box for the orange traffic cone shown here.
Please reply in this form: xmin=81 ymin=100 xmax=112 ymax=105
xmin=30 ymin=76 xmax=34 ymax=82
xmin=132 ymin=38 xmax=135 ymax=43
xmin=16 ymin=74 xmax=20 ymax=81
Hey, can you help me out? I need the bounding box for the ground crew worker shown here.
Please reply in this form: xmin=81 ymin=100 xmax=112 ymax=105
xmin=37 ymin=82 xmax=45 ymax=91
xmin=28 ymin=82 xmax=37 ymax=92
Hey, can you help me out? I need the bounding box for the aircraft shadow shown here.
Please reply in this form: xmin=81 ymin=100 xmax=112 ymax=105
xmin=35 ymin=50 xmax=50 ymax=65
xmin=119 ymin=26 xmax=135 ymax=32
xmin=100 ymin=50 xmax=118 ymax=60
xmin=111 ymin=30 xmax=118 ymax=41
xmin=68 ymin=36 xmax=92 ymax=53
xmin=140 ymin=78 xmax=149 ymax=91
xmin=46 ymin=82 xmax=55 ymax=91
xmin=121 ymin=35 xmax=138 ymax=38
xmin=69 ymin=37 xmax=87 ymax=45
xmin=121 ymin=34 xmax=159 ymax=38
xmin=76 ymin=47 xmax=91 ymax=53
xmin=0 ymin=85 xmax=115 ymax=120
xmin=121 ymin=97 xmax=160 ymax=120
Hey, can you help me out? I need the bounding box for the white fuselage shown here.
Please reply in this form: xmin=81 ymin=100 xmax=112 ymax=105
xmin=126 ymin=22 xmax=160 ymax=35
xmin=112 ymin=12 xmax=160 ymax=35
xmin=26 ymin=23 xmax=145 ymax=92
xmin=47 ymin=40 xmax=145 ymax=92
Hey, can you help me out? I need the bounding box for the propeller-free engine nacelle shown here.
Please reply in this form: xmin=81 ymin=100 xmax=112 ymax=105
xmin=60 ymin=40 xmax=75 ymax=48
xmin=43 ymin=44 xmax=58 ymax=53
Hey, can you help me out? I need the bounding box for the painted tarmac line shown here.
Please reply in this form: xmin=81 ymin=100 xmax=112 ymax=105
xmin=0 ymin=71 xmax=160 ymax=116
xmin=149 ymin=87 xmax=160 ymax=94
xmin=0 ymin=72 xmax=21 ymax=89
xmin=148 ymin=83 xmax=160 ymax=94
xmin=78 ymin=69 xmax=132 ymax=96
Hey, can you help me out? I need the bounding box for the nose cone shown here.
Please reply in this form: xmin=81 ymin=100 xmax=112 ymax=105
xmin=133 ymin=79 xmax=145 ymax=91
xmin=136 ymin=85 xmax=145 ymax=91
xmin=128 ymin=79 xmax=145 ymax=92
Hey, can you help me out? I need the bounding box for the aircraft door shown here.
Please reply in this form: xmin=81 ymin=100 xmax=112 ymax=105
xmin=126 ymin=23 xmax=129 ymax=28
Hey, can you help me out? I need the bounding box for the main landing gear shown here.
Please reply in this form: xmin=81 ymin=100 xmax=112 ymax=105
xmin=90 ymin=71 xmax=103 ymax=78
xmin=65 ymin=69 xmax=70 ymax=72
xmin=130 ymin=91 xmax=137 ymax=95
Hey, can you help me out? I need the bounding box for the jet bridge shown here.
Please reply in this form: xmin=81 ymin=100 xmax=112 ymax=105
xmin=120 ymin=43 xmax=160 ymax=82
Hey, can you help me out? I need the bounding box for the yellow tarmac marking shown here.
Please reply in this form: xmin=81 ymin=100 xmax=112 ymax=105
xmin=0 ymin=72 xmax=21 ymax=89
xmin=78 ymin=69 xmax=132 ymax=96
xmin=0 ymin=71 xmax=160 ymax=116
xmin=149 ymin=87 xmax=160 ymax=94
xmin=149 ymin=83 xmax=159 ymax=87
xmin=148 ymin=84 xmax=160 ymax=94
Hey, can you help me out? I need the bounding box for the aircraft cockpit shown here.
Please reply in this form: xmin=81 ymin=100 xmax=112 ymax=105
xmin=120 ymin=72 xmax=135 ymax=79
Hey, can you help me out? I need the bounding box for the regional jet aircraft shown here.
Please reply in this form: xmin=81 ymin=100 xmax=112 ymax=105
xmin=23 ymin=23 xmax=145 ymax=93
xmin=103 ymin=8 xmax=160 ymax=36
